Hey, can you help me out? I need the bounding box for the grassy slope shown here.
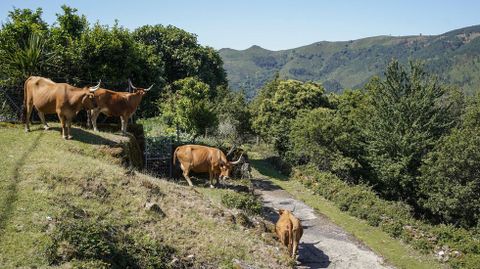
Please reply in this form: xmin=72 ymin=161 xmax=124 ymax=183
xmin=0 ymin=123 xmax=290 ymax=268
xmin=249 ymin=155 xmax=445 ymax=269
xmin=219 ymin=25 xmax=480 ymax=97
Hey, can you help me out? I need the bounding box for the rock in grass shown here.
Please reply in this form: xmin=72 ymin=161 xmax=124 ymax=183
xmin=144 ymin=202 xmax=165 ymax=217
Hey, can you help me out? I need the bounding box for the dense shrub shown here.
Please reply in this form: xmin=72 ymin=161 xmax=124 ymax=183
xmin=221 ymin=192 xmax=262 ymax=215
xmin=251 ymin=76 xmax=329 ymax=155
xmin=293 ymin=165 xmax=480 ymax=268
xmin=418 ymin=127 xmax=480 ymax=228
xmin=275 ymin=89 xmax=370 ymax=183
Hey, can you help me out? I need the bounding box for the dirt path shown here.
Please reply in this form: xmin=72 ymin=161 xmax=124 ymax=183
xmin=253 ymin=178 xmax=394 ymax=269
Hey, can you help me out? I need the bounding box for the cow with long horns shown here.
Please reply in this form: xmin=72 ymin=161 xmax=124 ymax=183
xmin=23 ymin=76 xmax=100 ymax=139
xmin=173 ymin=144 xmax=244 ymax=187
xmin=88 ymin=79 xmax=153 ymax=134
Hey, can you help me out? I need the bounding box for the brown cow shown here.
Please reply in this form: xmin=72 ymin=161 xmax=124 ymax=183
xmin=88 ymin=79 xmax=153 ymax=134
xmin=275 ymin=209 xmax=303 ymax=258
xmin=173 ymin=144 xmax=243 ymax=187
xmin=23 ymin=76 xmax=100 ymax=139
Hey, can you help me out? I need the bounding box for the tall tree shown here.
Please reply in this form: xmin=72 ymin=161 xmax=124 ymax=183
xmin=364 ymin=60 xmax=463 ymax=203
xmin=251 ymin=77 xmax=328 ymax=154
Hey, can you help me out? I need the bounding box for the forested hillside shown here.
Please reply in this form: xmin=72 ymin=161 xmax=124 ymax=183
xmin=220 ymin=25 xmax=480 ymax=98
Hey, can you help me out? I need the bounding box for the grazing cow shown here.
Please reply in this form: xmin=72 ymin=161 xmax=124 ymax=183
xmin=173 ymin=144 xmax=243 ymax=187
xmin=275 ymin=209 xmax=303 ymax=258
xmin=23 ymin=76 xmax=100 ymax=139
xmin=88 ymin=79 xmax=153 ymax=134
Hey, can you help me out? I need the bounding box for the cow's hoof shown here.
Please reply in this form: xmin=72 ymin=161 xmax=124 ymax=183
xmin=24 ymin=129 xmax=30 ymax=133
xmin=67 ymin=135 xmax=73 ymax=140
xmin=44 ymin=126 xmax=50 ymax=130
xmin=62 ymin=135 xmax=67 ymax=139
xmin=209 ymin=184 xmax=215 ymax=189
xmin=93 ymin=128 xmax=99 ymax=132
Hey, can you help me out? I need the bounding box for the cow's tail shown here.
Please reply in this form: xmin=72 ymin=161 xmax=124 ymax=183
xmin=173 ymin=146 xmax=179 ymax=166
xmin=22 ymin=77 xmax=30 ymax=123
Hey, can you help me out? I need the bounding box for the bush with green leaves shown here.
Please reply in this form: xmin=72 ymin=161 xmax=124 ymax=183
xmin=293 ymin=165 xmax=480 ymax=268
xmin=221 ymin=192 xmax=262 ymax=215
xmin=288 ymin=90 xmax=369 ymax=181
xmin=418 ymin=126 xmax=480 ymax=228
xmin=159 ymin=77 xmax=218 ymax=139
xmin=251 ymin=75 xmax=329 ymax=155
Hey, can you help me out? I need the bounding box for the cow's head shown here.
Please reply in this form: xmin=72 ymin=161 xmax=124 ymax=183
xmin=219 ymin=153 xmax=243 ymax=180
xmin=128 ymin=79 xmax=154 ymax=96
xmin=82 ymin=80 xmax=101 ymax=109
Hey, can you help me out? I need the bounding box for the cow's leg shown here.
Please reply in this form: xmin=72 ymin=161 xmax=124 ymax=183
xmin=86 ymin=109 xmax=92 ymax=129
xmin=67 ymin=118 xmax=73 ymax=139
xmin=180 ymin=163 xmax=194 ymax=187
xmin=120 ymin=115 xmax=127 ymax=135
xmin=91 ymin=109 xmax=100 ymax=132
xmin=38 ymin=112 xmax=49 ymax=130
xmin=208 ymin=170 xmax=215 ymax=188
xmin=24 ymin=103 xmax=33 ymax=132
xmin=59 ymin=114 xmax=67 ymax=139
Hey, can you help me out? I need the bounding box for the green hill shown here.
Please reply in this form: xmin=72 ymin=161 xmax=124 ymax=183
xmin=0 ymin=123 xmax=291 ymax=268
xmin=220 ymin=25 xmax=480 ymax=98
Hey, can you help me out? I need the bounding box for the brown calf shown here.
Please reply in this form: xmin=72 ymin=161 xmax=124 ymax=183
xmin=275 ymin=209 xmax=303 ymax=258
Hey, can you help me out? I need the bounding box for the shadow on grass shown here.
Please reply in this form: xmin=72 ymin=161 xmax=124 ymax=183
xmin=0 ymin=132 xmax=43 ymax=236
xmin=26 ymin=124 xmax=118 ymax=146
xmin=250 ymin=159 xmax=289 ymax=181
xmin=70 ymin=127 xmax=117 ymax=146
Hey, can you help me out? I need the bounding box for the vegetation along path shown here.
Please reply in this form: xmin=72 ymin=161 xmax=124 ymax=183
xmin=250 ymin=157 xmax=443 ymax=269
xmin=253 ymin=179 xmax=392 ymax=269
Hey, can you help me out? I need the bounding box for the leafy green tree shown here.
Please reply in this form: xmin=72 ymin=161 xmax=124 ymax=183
xmin=251 ymin=76 xmax=328 ymax=154
xmin=288 ymin=90 xmax=369 ymax=181
xmin=363 ymin=60 xmax=463 ymax=203
xmin=48 ymin=5 xmax=88 ymax=82
xmin=160 ymin=77 xmax=217 ymax=139
xmin=418 ymin=126 xmax=480 ymax=228
xmin=0 ymin=8 xmax=49 ymax=86
xmin=133 ymin=25 xmax=226 ymax=90
xmin=418 ymin=92 xmax=480 ymax=227
xmin=214 ymin=86 xmax=252 ymax=142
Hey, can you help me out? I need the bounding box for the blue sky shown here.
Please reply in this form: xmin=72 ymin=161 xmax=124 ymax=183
xmin=1 ymin=0 xmax=479 ymax=50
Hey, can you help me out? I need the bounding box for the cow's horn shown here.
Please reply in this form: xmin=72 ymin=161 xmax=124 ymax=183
xmin=144 ymin=83 xmax=154 ymax=92
xmin=229 ymin=153 xmax=243 ymax=165
xmin=89 ymin=80 xmax=101 ymax=92
xmin=128 ymin=79 xmax=137 ymax=90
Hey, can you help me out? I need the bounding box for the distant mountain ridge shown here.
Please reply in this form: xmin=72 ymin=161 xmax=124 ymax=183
xmin=219 ymin=25 xmax=480 ymax=98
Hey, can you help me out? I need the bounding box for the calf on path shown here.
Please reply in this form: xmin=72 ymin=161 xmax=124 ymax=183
xmin=275 ymin=209 xmax=303 ymax=258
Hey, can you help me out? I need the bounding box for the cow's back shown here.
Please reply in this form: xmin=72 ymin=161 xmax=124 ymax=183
xmin=175 ymin=145 xmax=223 ymax=173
